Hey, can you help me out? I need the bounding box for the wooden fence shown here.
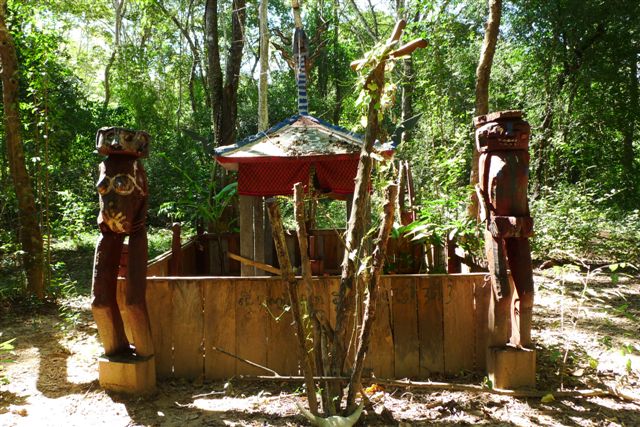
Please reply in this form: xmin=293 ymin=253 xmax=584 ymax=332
xmin=118 ymin=273 xmax=491 ymax=380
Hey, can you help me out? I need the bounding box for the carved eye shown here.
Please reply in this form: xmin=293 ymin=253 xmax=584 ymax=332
xmin=97 ymin=177 xmax=111 ymax=195
xmin=114 ymin=175 xmax=134 ymax=195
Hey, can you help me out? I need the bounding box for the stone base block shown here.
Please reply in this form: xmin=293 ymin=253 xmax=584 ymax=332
xmin=488 ymin=347 xmax=536 ymax=389
xmin=98 ymin=354 xmax=156 ymax=394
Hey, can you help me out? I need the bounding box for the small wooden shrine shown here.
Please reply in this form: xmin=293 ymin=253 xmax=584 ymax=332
xmin=214 ymin=23 xmax=394 ymax=276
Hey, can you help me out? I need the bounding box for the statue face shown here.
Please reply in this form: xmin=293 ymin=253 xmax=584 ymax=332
xmin=96 ymin=127 xmax=150 ymax=157
xmin=475 ymin=119 xmax=530 ymax=153
xmin=97 ymin=157 xmax=147 ymax=234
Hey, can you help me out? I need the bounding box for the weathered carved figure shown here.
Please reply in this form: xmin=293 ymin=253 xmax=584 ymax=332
xmin=91 ymin=127 xmax=154 ymax=357
xmin=475 ymin=111 xmax=534 ymax=348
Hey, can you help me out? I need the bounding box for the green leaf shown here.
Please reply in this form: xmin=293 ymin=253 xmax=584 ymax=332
xmin=541 ymin=393 xmax=555 ymax=403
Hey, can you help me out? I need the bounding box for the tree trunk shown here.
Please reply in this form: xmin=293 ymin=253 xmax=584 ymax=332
xmin=468 ymin=0 xmax=501 ymax=220
xmin=331 ymin=61 xmax=384 ymax=390
xmin=155 ymin=0 xmax=203 ymax=114
xmin=401 ymin=56 xmax=415 ymax=142
xmin=266 ymin=196 xmax=319 ymax=416
xmin=0 ymin=2 xmax=45 ymax=299
xmin=331 ymin=0 xmax=343 ymax=123
xmin=622 ymin=49 xmax=638 ymax=193
xmin=258 ymin=0 xmax=269 ymax=132
xmin=345 ymin=183 xmax=398 ymax=412
xmin=219 ymin=0 xmax=247 ymax=147
xmin=205 ymin=0 xmax=223 ymax=142
xmin=104 ymin=0 xmax=125 ymax=109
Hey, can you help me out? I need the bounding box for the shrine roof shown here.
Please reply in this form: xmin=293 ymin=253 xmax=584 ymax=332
xmin=214 ymin=114 xmax=395 ymax=171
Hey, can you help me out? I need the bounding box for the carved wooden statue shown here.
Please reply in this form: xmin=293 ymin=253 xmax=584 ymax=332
xmin=475 ymin=111 xmax=534 ymax=349
xmin=91 ymin=127 xmax=154 ymax=358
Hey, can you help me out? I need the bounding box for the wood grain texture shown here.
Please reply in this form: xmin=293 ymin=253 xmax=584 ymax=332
xmin=266 ymin=280 xmax=299 ymax=375
xmin=204 ymin=279 xmax=237 ymax=379
xmin=181 ymin=241 xmax=197 ymax=275
xmin=146 ymin=280 xmax=173 ymax=378
xmin=366 ymin=276 xmax=394 ymax=379
xmin=417 ymin=275 xmax=444 ymax=377
xmin=443 ymin=276 xmax=475 ymax=374
xmin=239 ymin=195 xmax=256 ymax=276
xmin=235 ymin=279 xmax=268 ymax=375
xmin=172 ymin=280 xmax=204 ymax=379
xmin=392 ymin=276 xmax=420 ymax=378
xmin=473 ymin=275 xmax=491 ymax=371
xmin=116 ymin=278 xmax=133 ymax=343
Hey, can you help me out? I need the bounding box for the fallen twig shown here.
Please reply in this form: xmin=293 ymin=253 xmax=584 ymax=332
xmin=211 ymin=346 xmax=280 ymax=377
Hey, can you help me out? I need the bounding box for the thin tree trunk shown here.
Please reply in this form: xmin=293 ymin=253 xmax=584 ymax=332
xmin=0 ymin=1 xmax=44 ymax=299
xmin=155 ymin=0 xmax=203 ymax=114
xmin=331 ymin=62 xmax=384 ymax=384
xmin=347 ymin=0 xmax=377 ymax=41
xmin=205 ymin=0 xmax=223 ymax=142
xmin=345 ymin=183 xmax=398 ymax=412
xmin=104 ymin=0 xmax=125 ymax=109
xmin=258 ymin=0 xmax=269 ymax=132
xmin=468 ymin=0 xmax=501 ymax=220
xmin=332 ymin=0 xmax=343 ymax=123
xmin=622 ymin=50 xmax=638 ymax=192
xmin=266 ymin=197 xmax=319 ymax=416
xmin=401 ymin=56 xmax=415 ymax=142
xmin=219 ymin=0 xmax=247 ymax=147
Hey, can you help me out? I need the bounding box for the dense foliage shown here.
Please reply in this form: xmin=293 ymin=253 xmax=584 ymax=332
xmin=1 ymin=0 xmax=638 ymax=296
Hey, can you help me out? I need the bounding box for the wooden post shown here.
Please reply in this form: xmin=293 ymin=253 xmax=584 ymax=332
xmin=239 ymin=195 xmax=255 ymax=276
xmin=264 ymin=207 xmax=274 ymax=266
xmin=254 ymin=197 xmax=266 ymax=271
xmin=168 ymin=222 xmax=182 ymax=276
xmin=446 ymin=237 xmax=462 ymax=273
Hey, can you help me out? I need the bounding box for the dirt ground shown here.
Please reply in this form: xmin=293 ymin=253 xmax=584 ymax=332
xmin=1 ymin=270 xmax=639 ymax=426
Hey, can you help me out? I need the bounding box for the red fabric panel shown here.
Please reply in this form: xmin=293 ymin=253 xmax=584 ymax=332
xmin=238 ymin=161 xmax=310 ymax=196
xmin=315 ymin=158 xmax=360 ymax=195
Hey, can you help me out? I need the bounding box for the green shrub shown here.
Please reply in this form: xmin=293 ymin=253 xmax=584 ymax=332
xmin=531 ymin=183 xmax=640 ymax=263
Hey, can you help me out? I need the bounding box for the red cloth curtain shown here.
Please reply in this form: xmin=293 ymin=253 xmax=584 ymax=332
xmin=237 ymin=156 xmax=360 ymax=196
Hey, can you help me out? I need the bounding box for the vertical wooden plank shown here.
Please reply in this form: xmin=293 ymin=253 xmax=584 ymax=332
xmin=228 ymin=233 xmax=241 ymax=275
xmin=392 ymin=276 xmax=420 ymax=378
xmin=266 ymin=279 xmax=299 ymax=375
xmin=323 ymin=231 xmax=341 ymax=273
xmin=146 ymin=280 xmax=174 ymax=378
xmin=235 ymin=279 xmax=268 ymax=375
xmin=172 ymin=280 xmax=204 ymax=379
xmin=254 ymin=197 xmax=265 ymax=267
xmin=285 ymin=232 xmax=299 ymax=269
xmin=417 ymin=275 xmax=444 ymax=376
xmin=181 ymin=242 xmax=197 ymax=276
xmin=474 ymin=274 xmax=491 ymax=372
xmin=239 ymin=195 xmax=255 ymax=276
xmin=443 ymin=276 xmax=475 ymax=374
xmin=366 ymin=276 xmax=394 ymax=379
xmin=328 ymin=277 xmax=340 ymax=329
xmin=204 ymin=279 xmax=236 ymax=379
xmin=311 ymin=277 xmax=330 ymax=335
xmin=264 ymin=210 xmax=274 ymax=269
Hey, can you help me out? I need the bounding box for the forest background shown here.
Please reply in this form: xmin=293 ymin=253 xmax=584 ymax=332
xmin=1 ymin=0 xmax=639 ymax=302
